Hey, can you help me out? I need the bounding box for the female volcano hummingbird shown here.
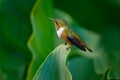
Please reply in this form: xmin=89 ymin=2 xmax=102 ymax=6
xmin=49 ymin=18 xmax=92 ymax=52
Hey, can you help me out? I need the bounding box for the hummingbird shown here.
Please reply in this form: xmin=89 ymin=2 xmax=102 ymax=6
xmin=49 ymin=18 xmax=92 ymax=52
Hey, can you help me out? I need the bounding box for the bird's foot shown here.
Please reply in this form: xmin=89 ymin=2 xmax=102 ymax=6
xmin=66 ymin=46 xmax=71 ymax=50
xmin=64 ymin=43 xmax=72 ymax=50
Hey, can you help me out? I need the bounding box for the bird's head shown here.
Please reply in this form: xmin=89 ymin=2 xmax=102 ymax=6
xmin=49 ymin=18 xmax=66 ymax=30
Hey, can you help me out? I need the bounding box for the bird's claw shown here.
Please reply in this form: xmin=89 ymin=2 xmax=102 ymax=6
xmin=66 ymin=46 xmax=71 ymax=50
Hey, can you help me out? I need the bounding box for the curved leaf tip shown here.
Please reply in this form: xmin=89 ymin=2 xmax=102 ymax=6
xmin=33 ymin=44 xmax=72 ymax=80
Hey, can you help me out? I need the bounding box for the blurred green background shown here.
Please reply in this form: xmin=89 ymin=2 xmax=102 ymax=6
xmin=0 ymin=0 xmax=120 ymax=80
xmin=54 ymin=0 xmax=120 ymax=57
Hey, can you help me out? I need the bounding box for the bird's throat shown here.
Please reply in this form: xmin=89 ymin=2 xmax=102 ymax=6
xmin=57 ymin=27 xmax=64 ymax=38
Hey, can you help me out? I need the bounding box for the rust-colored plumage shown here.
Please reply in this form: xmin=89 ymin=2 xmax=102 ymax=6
xmin=49 ymin=18 xmax=92 ymax=52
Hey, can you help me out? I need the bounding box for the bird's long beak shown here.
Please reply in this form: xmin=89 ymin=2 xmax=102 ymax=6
xmin=48 ymin=17 xmax=54 ymax=21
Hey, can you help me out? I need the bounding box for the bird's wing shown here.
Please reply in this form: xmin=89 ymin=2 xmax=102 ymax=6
xmin=67 ymin=30 xmax=92 ymax=52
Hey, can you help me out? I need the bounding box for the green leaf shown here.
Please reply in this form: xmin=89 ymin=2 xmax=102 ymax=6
xmin=102 ymin=67 xmax=120 ymax=80
xmin=33 ymin=44 xmax=72 ymax=80
xmin=27 ymin=0 xmax=55 ymax=79
xmin=102 ymin=67 xmax=111 ymax=80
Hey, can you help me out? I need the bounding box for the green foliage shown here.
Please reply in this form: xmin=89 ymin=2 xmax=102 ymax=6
xmin=33 ymin=44 xmax=72 ymax=80
xmin=0 ymin=0 xmax=120 ymax=80
xmin=0 ymin=0 xmax=35 ymax=80
xmin=26 ymin=0 xmax=55 ymax=79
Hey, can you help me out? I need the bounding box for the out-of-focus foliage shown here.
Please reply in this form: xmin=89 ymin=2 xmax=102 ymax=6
xmin=0 ymin=0 xmax=120 ymax=80
xmin=0 ymin=0 xmax=35 ymax=80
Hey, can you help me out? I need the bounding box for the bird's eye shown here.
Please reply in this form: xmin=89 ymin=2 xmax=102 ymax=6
xmin=55 ymin=21 xmax=59 ymax=25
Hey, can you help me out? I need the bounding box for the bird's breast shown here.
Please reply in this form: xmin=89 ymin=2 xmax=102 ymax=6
xmin=57 ymin=27 xmax=65 ymax=38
